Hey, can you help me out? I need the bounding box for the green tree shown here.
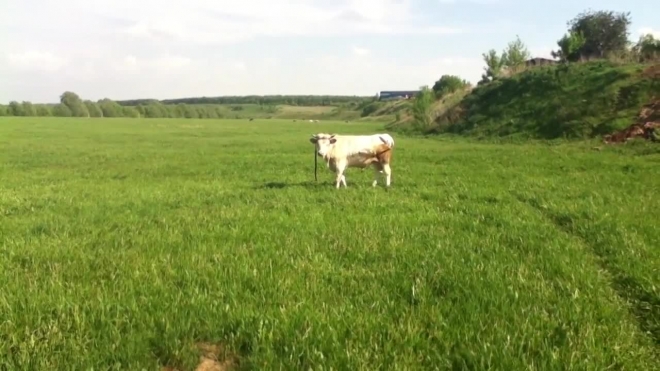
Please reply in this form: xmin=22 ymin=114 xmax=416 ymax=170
xmin=175 ymin=103 xmax=199 ymax=118
xmin=52 ymin=104 xmax=72 ymax=117
xmin=432 ymin=75 xmax=469 ymax=98
xmin=552 ymin=31 xmax=587 ymax=62
xmin=144 ymin=103 xmax=168 ymax=118
xmin=122 ymin=106 xmax=139 ymax=118
xmin=632 ymin=33 xmax=660 ymax=62
xmin=558 ymin=9 xmax=632 ymax=60
xmin=411 ymin=86 xmax=434 ymax=131
xmin=21 ymin=101 xmax=37 ymax=116
xmin=60 ymin=91 xmax=89 ymax=117
xmin=98 ymin=99 xmax=124 ymax=117
xmin=214 ymin=106 xmax=225 ymax=119
xmin=174 ymin=103 xmax=187 ymax=118
xmin=84 ymin=100 xmax=103 ymax=117
xmin=136 ymin=105 xmax=146 ymax=118
xmin=480 ymin=49 xmax=505 ymax=84
xmin=501 ymin=35 xmax=531 ymax=74
xmin=36 ymin=105 xmax=52 ymax=116
xmin=8 ymin=101 xmax=23 ymax=116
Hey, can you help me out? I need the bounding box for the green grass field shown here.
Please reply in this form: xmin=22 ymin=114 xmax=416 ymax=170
xmin=1 ymin=117 xmax=659 ymax=370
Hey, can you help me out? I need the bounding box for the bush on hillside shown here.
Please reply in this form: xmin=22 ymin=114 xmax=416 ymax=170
xmin=431 ymin=61 xmax=660 ymax=139
xmin=432 ymin=75 xmax=469 ymax=98
xmin=480 ymin=36 xmax=531 ymax=84
xmin=361 ymin=102 xmax=383 ymax=117
xmin=410 ymin=86 xmax=434 ymax=131
xmin=633 ymin=34 xmax=660 ymax=62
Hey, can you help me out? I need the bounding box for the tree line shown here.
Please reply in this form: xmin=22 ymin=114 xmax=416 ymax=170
xmin=116 ymin=95 xmax=372 ymax=107
xmin=0 ymin=92 xmax=215 ymax=118
xmin=478 ymin=9 xmax=659 ymax=84
xmin=0 ymin=91 xmax=369 ymax=119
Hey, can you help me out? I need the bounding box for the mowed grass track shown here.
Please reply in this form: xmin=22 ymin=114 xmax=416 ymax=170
xmin=0 ymin=117 xmax=659 ymax=370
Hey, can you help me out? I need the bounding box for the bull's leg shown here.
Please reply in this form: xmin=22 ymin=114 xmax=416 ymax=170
xmin=371 ymin=163 xmax=384 ymax=187
xmin=335 ymin=172 xmax=348 ymax=188
xmin=383 ymin=163 xmax=392 ymax=187
xmin=372 ymin=164 xmax=382 ymax=187
xmin=335 ymin=163 xmax=347 ymax=189
xmin=334 ymin=171 xmax=342 ymax=188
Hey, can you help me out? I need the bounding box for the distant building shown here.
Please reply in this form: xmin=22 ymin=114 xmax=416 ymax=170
xmin=378 ymin=90 xmax=420 ymax=101
xmin=525 ymin=57 xmax=558 ymax=67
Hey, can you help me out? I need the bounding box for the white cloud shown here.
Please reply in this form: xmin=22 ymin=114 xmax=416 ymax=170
xmin=233 ymin=62 xmax=248 ymax=71
xmin=84 ymin=0 xmax=465 ymax=45
xmin=111 ymin=55 xmax=192 ymax=73
xmin=119 ymin=55 xmax=138 ymax=71
xmin=5 ymin=51 xmax=68 ymax=72
xmin=1 ymin=49 xmax=485 ymax=102
xmin=638 ymin=27 xmax=660 ymax=39
xmin=352 ymin=46 xmax=370 ymax=56
xmin=438 ymin=0 xmax=501 ymax=4
xmin=0 ymin=0 xmax=484 ymax=102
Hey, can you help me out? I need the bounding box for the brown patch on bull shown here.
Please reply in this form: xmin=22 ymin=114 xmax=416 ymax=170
xmin=374 ymin=143 xmax=392 ymax=164
xmin=354 ymin=143 xmax=393 ymax=171
xmin=161 ymin=342 xmax=238 ymax=371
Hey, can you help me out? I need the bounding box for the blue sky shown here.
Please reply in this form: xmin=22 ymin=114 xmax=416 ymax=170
xmin=1 ymin=0 xmax=658 ymax=103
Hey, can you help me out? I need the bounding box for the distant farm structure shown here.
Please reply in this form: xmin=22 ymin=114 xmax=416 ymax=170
xmin=378 ymin=90 xmax=419 ymax=101
xmin=525 ymin=57 xmax=559 ymax=67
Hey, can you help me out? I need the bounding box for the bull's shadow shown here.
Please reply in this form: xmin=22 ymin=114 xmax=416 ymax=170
xmin=255 ymin=180 xmax=393 ymax=190
xmin=255 ymin=181 xmax=324 ymax=189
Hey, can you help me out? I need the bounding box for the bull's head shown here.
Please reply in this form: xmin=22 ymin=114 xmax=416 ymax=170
xmin=309 ymin=133 xmax=337 ymax=157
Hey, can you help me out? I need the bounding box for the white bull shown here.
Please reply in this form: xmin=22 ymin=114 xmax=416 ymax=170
xmin=309 ymin=133 xmax=395 ymax=188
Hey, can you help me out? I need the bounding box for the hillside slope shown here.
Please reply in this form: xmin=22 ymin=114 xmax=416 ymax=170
xmin=429 ymin=61 xmax=660 ymax=139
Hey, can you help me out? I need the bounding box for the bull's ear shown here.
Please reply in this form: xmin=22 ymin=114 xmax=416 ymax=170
xmin=329 ymin=138 xmax=337 ymax=144
xmin=309 ymin=137 xmax=318 ymax=143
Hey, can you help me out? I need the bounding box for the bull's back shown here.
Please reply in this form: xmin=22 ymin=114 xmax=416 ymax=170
xmin=335 ymin=135 xmax=392 ymax=155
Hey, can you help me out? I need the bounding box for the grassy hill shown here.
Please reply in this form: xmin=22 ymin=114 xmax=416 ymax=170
xmin=396 ymin=61 xmax=660 ymax=140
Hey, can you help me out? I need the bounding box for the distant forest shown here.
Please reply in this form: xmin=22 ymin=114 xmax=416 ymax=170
xmin=0 ymin=91 xmax=376 ymax=119
xmin=115 ymin=95 xmax=374 ymax=107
